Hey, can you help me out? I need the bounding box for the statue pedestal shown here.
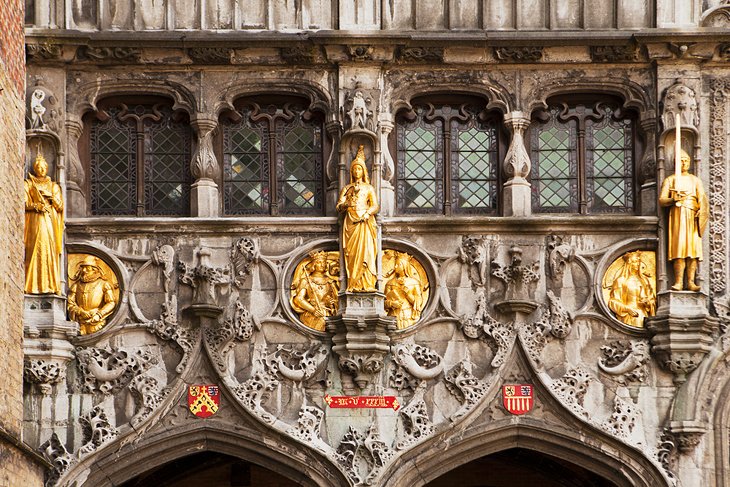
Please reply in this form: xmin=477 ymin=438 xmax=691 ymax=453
xmin=327 ymin=292 xmax=396 ymax=390
xmin=24 ymin=294 xmax=77 ymax=340
xmin=645 ymin=291 xmax=719 ymax=384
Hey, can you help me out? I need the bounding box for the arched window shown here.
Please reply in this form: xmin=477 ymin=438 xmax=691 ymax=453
xmin=88 ymin=97 xmax=192 ymax=216
xmin=530 ymin=98 xmax=637 ymax=214
xmin=220 ymin=96 xmax=324 ymax=216
xmin=395 ymin=98 xmax=503 ymax=215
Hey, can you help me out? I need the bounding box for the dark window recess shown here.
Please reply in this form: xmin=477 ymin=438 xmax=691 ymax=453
xmin=222 ymin=101 xmax=323 ymax=216
xmin=90 ymin=103 xmax=192 ymax=216
xmin=530 ymin=101 xmax=635 ymax=214
xmin=396 ymin=103 xmax=500 ymax=215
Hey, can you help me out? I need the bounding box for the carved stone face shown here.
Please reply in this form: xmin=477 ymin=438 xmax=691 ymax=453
xmin=681 ymin=155 xmax=690 ymax=172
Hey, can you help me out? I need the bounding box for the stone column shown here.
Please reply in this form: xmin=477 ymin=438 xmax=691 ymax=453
xmin=190 ymin=116 xmax=219 ymax=217
xmin=377 ymin=114 xmax=395 ymax=217
xmin=502 ymin=112 xmax=532 ymax=217
xmin=65 ymin=114 xmax=87 ymax=217
xmin=325 ymin=119 xmax=342 ymax=216
xmin=639 ymin=115 xmax=657 ymax=216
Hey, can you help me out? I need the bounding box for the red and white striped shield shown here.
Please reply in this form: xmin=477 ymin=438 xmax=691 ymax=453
xmin=502 ymin=384 xmax=534 ymax=415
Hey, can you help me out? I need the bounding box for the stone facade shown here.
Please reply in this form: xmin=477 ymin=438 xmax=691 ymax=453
xmin=19 ymin=0 xmax=730 ymax=486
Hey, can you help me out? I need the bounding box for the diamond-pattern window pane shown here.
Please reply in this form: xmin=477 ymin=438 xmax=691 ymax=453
xmin=278 ymin=118 xmax=322 ymax=215
xmin=224 ymin=121 xmax=268 ymax=215
xmin=404 ymin=180 xmax=437 ymax=209
xmin=539 ymin=179 xmax=572 ymax=208
xmin=145 ymin=114 xmax=191 ymax=216
xmin=586 ymin=113 xmax=633 ymax=213
xmin=225 ymin=182 xmax=267 ymax=214
xmin=91 ymin=117 xmax=136 ymax=215
xmin=452 ymin=121 xmax=498 ymax=213
xmin=397 ymin=111 xmax=444 ymax=214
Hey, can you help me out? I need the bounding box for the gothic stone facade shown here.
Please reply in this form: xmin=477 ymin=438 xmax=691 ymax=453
xmin=22 ymin=1 xmax=730 ymax=486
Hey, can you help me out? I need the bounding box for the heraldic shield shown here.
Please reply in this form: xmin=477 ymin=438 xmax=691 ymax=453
xmin=188 ymin=385 xmax=220 ymax=418
xmin=502 ymin=384 xmax=534 ymax=415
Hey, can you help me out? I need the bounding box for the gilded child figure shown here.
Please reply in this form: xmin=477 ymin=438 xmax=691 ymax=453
xmin=659 ymin=151 xmax=708 ymax=291
xmin=337 ymin=145 xmax=379 ymax=292
xmin=24 ymin=151 xmax=64 ymax=295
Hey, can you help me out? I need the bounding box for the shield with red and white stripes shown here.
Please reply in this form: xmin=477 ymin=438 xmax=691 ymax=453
xmin=502 ymin=384 xmax=534 ymax=415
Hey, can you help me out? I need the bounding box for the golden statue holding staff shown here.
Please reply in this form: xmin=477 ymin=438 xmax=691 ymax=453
xmin=68 ymin=255 xmax=118 ymax=335
xmin=659 ymin=121 xmax=708 ymax=291
xmin=290 ymin=251 xmax=340 ymax=331
xmin=604 ymin=251 xmax=656 ymax=328
xmin=383 ymin=250 xmax=429 ymax=329
xmin=24 ymin=150 xmax=64 ymax=295
xmin=337 ymin=145 xmax=379 ymax=293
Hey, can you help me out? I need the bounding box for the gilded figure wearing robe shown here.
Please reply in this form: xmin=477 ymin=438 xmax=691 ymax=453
xmin=24 ymin=151 xmax=64 ymax=295
xmin=337 ymin=145 xmax=379 ymax=292
xmin=658 ymin=151 xmax=708 ymax=291
xmin=384 ymin=251 xmax=428 ymax=329
xmin=604 ymin=251 xmax=656 ymax=328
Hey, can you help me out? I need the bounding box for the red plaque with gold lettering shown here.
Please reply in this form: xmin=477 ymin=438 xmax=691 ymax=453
xmin=324 ymin=394 xmax=400 ymax=411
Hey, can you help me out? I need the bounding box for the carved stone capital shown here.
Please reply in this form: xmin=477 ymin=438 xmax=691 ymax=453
xmin=24 ymin=359 xmax=66 ymax=394
xmin=646 ymin=291 xmax=719 ymax=384
xmin=668 ymin=421 xmax=706 ymax=452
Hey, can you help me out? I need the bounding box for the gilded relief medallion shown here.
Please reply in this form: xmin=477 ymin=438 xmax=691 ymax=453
xmin=383 ymin=250 xmax=430 ymax=329
xmin=290 ymin=251 xmax=340 ymax=331
xmin=67 ymin=253 xmax=120 ymax=335
xmin=602 ymin=251 xmax=656 ymax=328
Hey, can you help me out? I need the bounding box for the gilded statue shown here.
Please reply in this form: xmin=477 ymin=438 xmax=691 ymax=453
xmin=24 ymin=150 xmax=64 ymax=294
xmin=337 ymin=145 xmax=379 ymax=292
xmin=68 ymin=255 xmax=118 ymax=335
xmin=290 ymin=251 xmax=340 ymax=331
xmin=603 ymin=251 xmax=656 ymax=328
xmin=659 ymin=150 xmax=708 ymax=291
xmin=383 ymin=250 xmax=429 ymax=329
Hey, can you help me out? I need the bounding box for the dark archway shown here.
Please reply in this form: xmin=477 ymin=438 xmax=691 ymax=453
xmin=120 ymin=451 xmax=301 ymax=487
xmin=425 ymin=448 xmax=618 ymax=487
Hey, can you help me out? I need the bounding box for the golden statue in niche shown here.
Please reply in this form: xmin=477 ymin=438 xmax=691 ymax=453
xmin=68 ymin=254 xmax=119 ymax=335
xmin=24 ymin=150 xmax=64 ymax=294
xmin=337 ymin=145 xmax=379 ymax=292
xmin=602 ymin=251 xmax=656 ymax=328
xmin=290 ymin=251 xmax=340 ymax=331
xmin=659 ymin=150 xmax=708 ymax=291
xmin=383 ymin=250 xmax=429 ymax=329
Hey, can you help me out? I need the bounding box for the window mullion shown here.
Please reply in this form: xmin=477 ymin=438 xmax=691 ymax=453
xmin=135 ymin=121 xmax=146 ymax=217
xmin=443 ymin=124 xmax=452 ymax=216
xmin=576 ymin=118 xmax=587 ymax=215
xmin=268 ymin=122 xmax=278 ymax=216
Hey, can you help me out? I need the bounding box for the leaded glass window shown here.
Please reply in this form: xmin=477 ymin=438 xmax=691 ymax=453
xmin=530 ymin=101 xmax=635 ymax=214
xmin=222 ymin=100 xmax=323 ymax=216
xmin=90 ymin=102 xmax=191 ymax=216
xmin=396 ymin=103 xmax=500 ymax=215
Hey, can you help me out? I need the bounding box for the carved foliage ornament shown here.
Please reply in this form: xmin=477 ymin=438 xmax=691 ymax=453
xmin=590 ymin=45 xmax=639 ymax=62
xmin=494 ymin=47 xmax=543 ymax=62
xmin=397 ymin=47 xmax=444 ymax=63
xmin=709 ymin=79 xmax=729 ymax=296
xmin=188 ymin=47 xmax=232 ymax=64
xmin=76 ymin=46 xmax=142 ymax=62
xmin=24 ymin=359 xmax=65 ymax=394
